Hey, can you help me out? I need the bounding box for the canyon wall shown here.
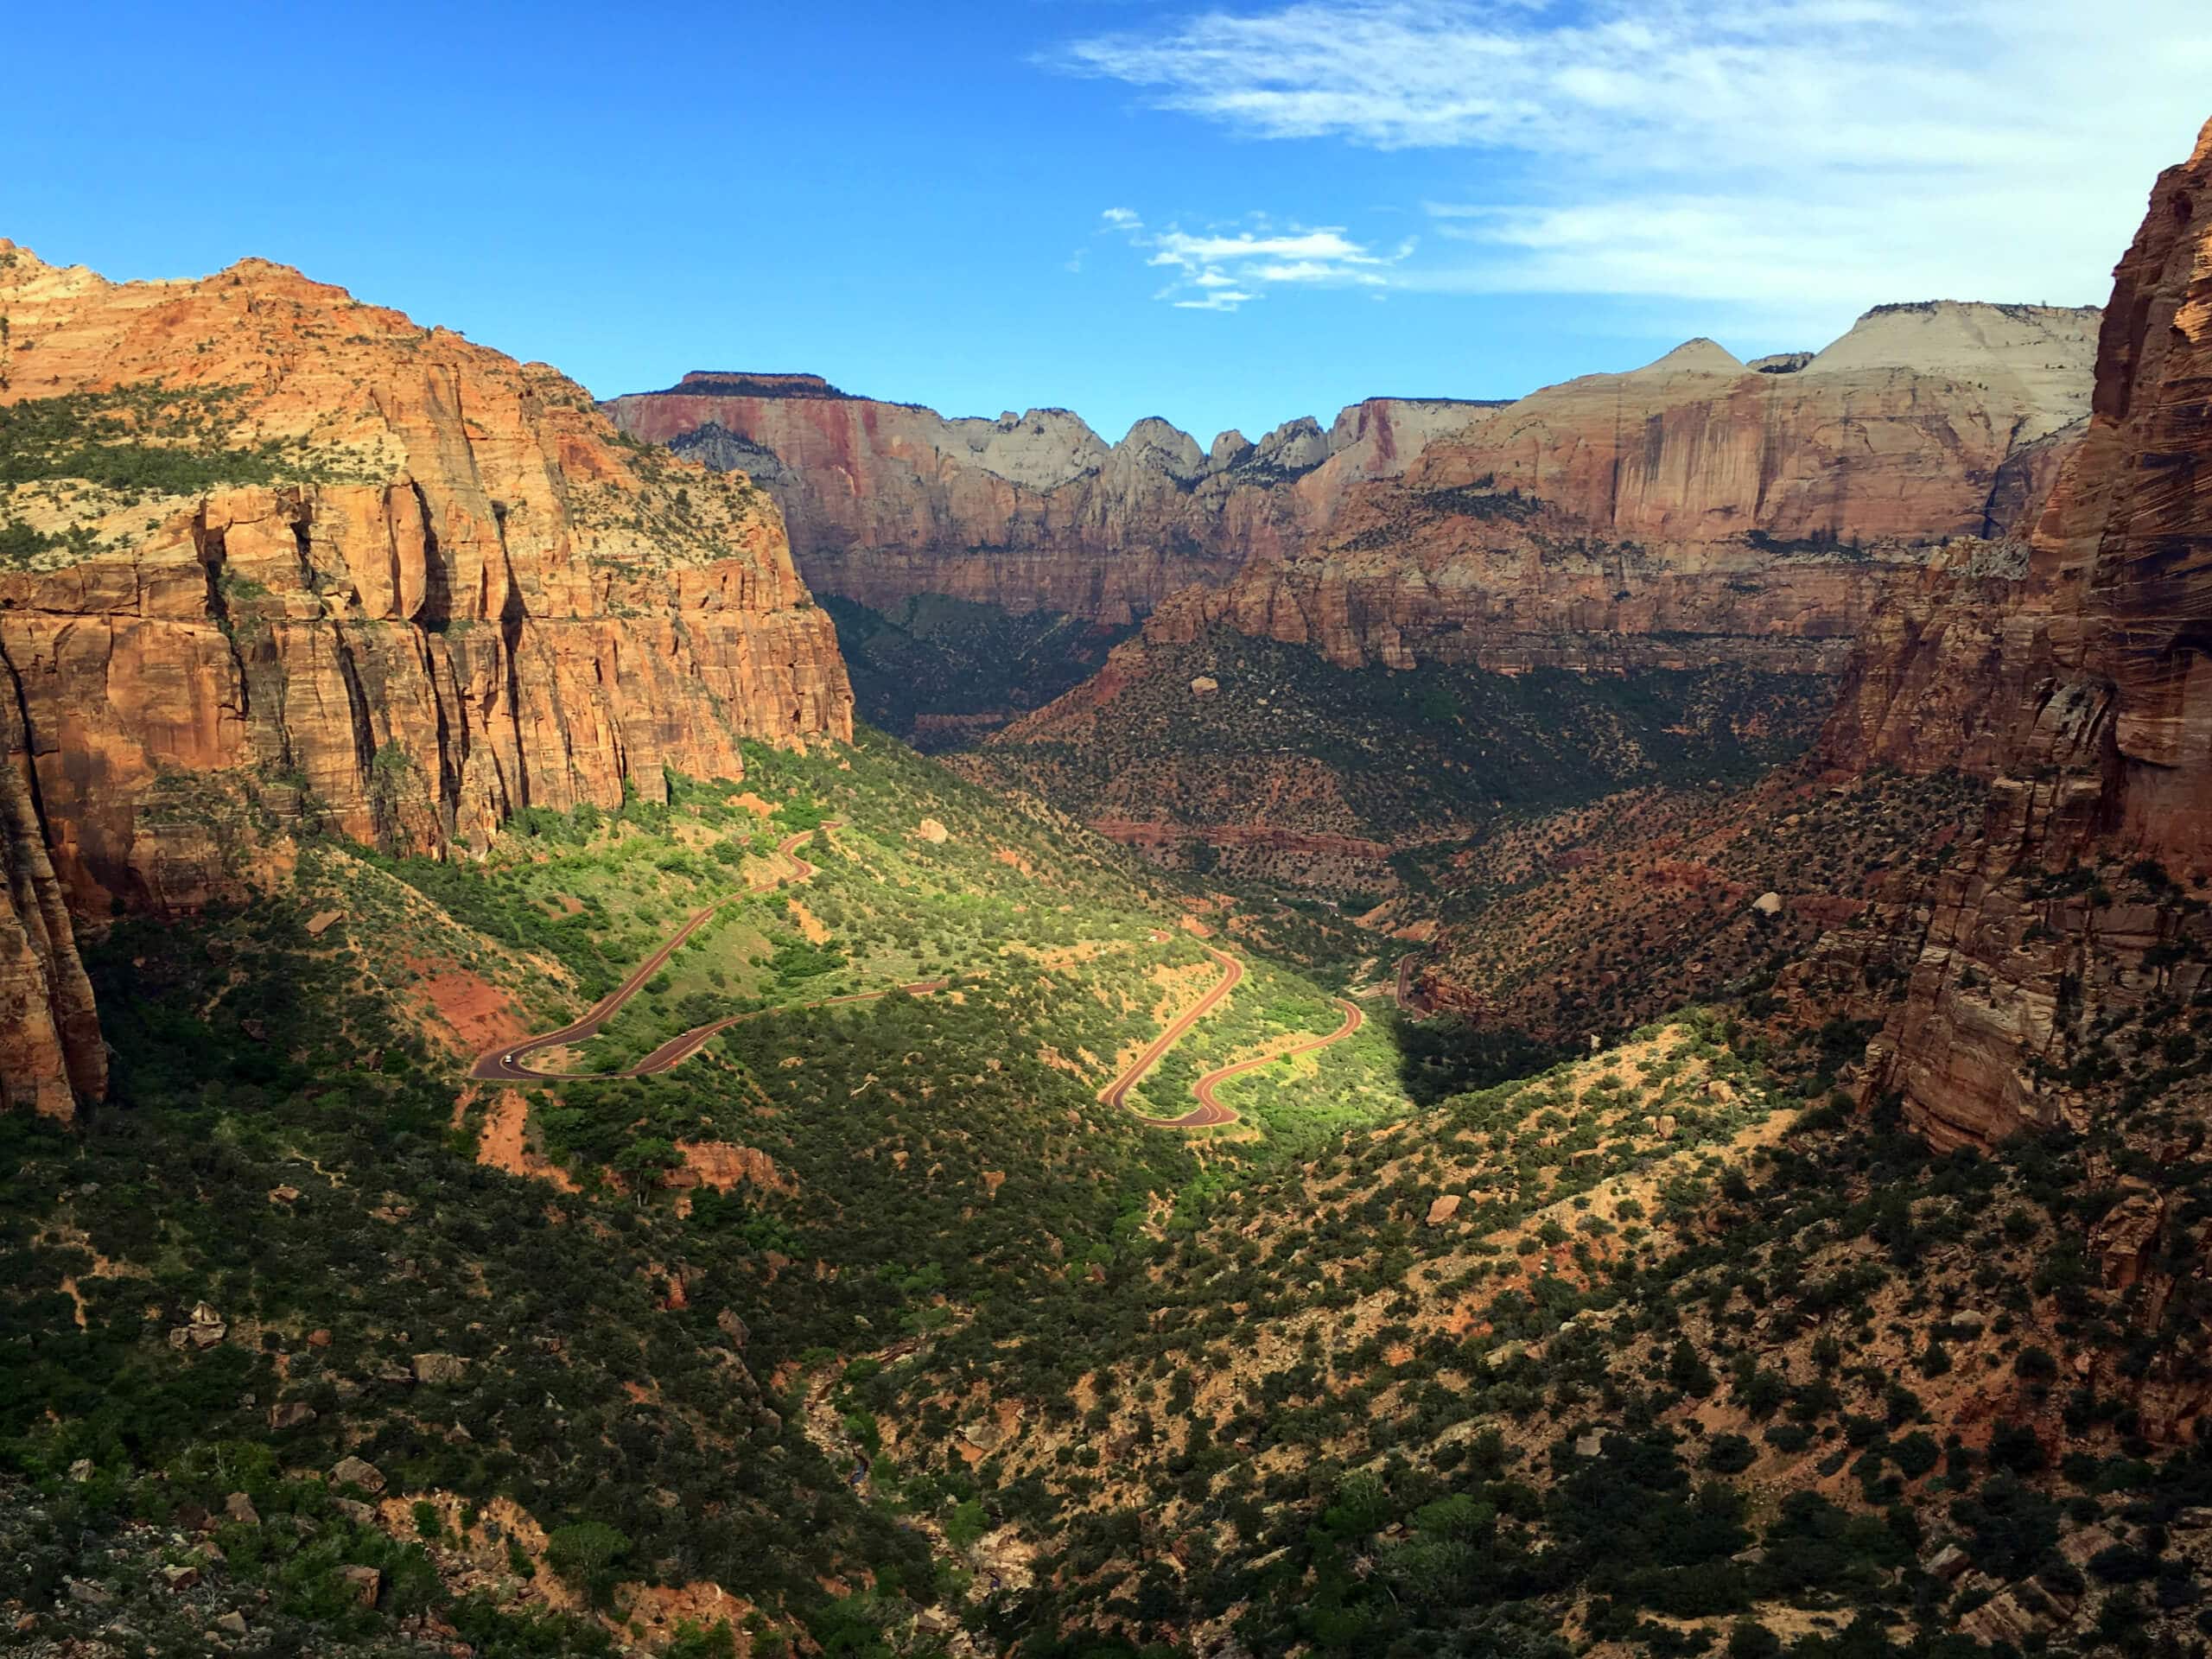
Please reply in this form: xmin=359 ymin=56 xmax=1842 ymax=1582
xmin=1840 ymin=119 xmax=2212 ymax=1151
xmin=602 ymin=374 xmax=1501 ymax=625
xmin=980 ymin=304 xmax=2101 ymax=855
xmin=0 ymin=242 xmax=852 ymax=1114
xmin=1400 ymin=303 xmax=2095 ymax=547
xmin=0 ymin=683 xmax=103 ymax=1115
xmin=608 ymin=303 xmax=2095 ymax=647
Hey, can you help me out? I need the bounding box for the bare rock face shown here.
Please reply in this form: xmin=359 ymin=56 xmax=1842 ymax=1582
xmin=1812 ymin=539 xmax=2045 ymax=778
xmin=607 ymin=297 xmax=2096 ymax=703
xmin=0 ymin=682 xmax=103 ymax=1116
xmin=0 ymin=241 xmax=853 ymax=1104
xmin=1395 ymin=304 xmax=2096 ymax=551
xmin=1083 ymin=513 xmax=1909 ymax=681
xmin=957 ymin=307 xmax=2101 ymax=729
xmin=603 ymin=374 xmax=1503 ymax=626
xmin=1799 ymin=300 xmax=2097 ymax=438
xmin=606 ymin=302 xmax=2093 ymax=675
xmin=1847 ymin=118 xmax=2212 ymax=1151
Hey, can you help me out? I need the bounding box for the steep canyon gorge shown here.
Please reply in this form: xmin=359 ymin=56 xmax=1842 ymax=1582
xmin=8 ymin=107 xmax=2212 ymax=1659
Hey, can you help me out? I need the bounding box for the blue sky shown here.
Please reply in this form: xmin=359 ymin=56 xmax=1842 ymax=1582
xmin=6 ymin=1 xmax=2209 ymax=442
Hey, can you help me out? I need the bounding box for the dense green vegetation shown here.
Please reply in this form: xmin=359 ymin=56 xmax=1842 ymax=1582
xmin=9 ymin=724 xmax=2212 ymax=1659
xmin=1394 ymin=767 xmax=1988 ymax=1053
xmin=0 ymin=381 xmax=378 ymax=566
xmin=0 ymin=734 xmax=1415 ymax=1653
xmin=966 ymin=628 xmax=1832 ymax=897
xmin=920 ymin=983 xmax=2212 ymax=1659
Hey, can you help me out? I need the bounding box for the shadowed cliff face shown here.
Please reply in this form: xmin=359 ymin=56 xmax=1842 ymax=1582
xmin=0 ymin=241 xmax=853 ymax=1113
xmin=0 ymin=681 xmax=101 ymax=1116
xmin=1836 ymin=119 xmax=2212 ymax=1151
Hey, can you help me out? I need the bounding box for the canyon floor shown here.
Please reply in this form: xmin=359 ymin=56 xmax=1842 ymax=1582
xmin=10 ymin=724 xmax=2212 ymax=1659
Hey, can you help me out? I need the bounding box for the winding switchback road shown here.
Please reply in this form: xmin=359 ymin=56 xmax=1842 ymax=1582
xmin=1394 ymin=950 xmax=1426 ymax=1014
xmin=471 ymin=823 xmax=957 ymax=1082
xmin=475 ymin=826 xmax=1357 ymax=1106
xmin=1178 ymin=997 xmax=1363 ymax=1126
xmin=1098 ymin=946 xmax=1364 ymax=1128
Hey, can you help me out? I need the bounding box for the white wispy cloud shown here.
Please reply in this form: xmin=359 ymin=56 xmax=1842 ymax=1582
xmin=1059 ymin=0 xmax=2212 ymax=332
xmin=1098 ymin=211 xmax=1408 ymax=310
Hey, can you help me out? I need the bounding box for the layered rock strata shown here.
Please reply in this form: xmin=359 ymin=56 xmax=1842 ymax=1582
xmin=609 ymin=302 xmax=2096 ymax=643
xmin=1838 ymin=121 xmax=2212 ymax=1150
xmin=0 ymin=683 xmax=102 ymax=1116
xmin=0 ymin=241 xmax=852 ymax=1109
xmin=603 ymin=374 xmax=1501 ymax=624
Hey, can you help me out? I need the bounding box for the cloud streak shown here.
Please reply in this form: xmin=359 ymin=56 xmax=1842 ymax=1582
xmin=1098 ymin=211 xmax=1406 ymax=310
xmin=1060 ymin=1 xmax=2212 ymax=330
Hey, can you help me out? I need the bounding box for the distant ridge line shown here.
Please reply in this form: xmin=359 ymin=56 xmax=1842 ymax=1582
xmin=620 ymin=374 xmax=1516 ymax=429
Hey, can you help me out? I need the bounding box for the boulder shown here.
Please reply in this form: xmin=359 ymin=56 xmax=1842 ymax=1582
xmin=1959 ymin=1584 xmax=2072 ymax=1645
xmin=339 ymin=1565 xmax=381 ymax=1607
xmin=224 ymin=1491 xmax=259 ymax=1525
xmin=2091 ymin=1189 xmax=2164 ymax=1290
xmin=1923 ymin=1543 xmax=1971 ymax=1581
xmin=330 ymin=1455 xmax=387 ymax=1495
xmin=411 ymin=1352 xmax=468 ymax=1385
xmin=1751 ymin=891 xmax=1783 ymax=917
xmin=1425 ymin=1194 xmax=1463 ymax=1227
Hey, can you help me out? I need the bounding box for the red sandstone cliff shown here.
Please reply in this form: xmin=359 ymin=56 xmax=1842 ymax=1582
xmin=603 ymin=375 xmax=1502 ymax=625
xmin=609 ymin=306 xmax=2094 ymax=649
xmin=1839 ymin=119 xmax=2212 ymax=1150
xmin=1399 ymin=307 xmax=2094 ymax=549
xmin=0 ymin=241 xmax=852 ymax=1114
xmin=982 ymin=304 xmax=2101 ymax=842
xmin=1 ymin=683 xmax=102 ymax=1115
xmin=1147 ymin=304 xmax=2099 ymax=676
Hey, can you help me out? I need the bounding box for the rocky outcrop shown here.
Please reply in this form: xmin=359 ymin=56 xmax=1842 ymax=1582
xmin=1391 ymin=301 xmax=2096 ymax=551
xmin=1847 ymin=119 xmax=2212 ymax=1151
xmin=603 ymin=373 xmax=1500 ymax=625
xmin=0 ymin=680 xmax=102 ymax=1116
xmin=0 ymin=240 xmax=852 ymax=1102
